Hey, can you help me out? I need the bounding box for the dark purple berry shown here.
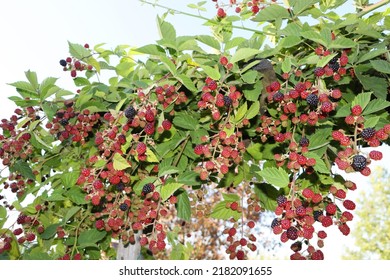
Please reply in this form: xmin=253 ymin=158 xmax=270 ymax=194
xmin=299 ymin=137 xmax=310 ymax=147
xmin=142 ymin=183 xmax=154 ymax=195
xmin=351 ymin=155 xmax=367 ymax=171
xmin=119 ymin=203 xmax=128 ymax=211
xmin=271 ymin=218 xmax=281 ymax=228
xmin=306 ymin=94 xmax=319 ymax=107
xmin=328 ymin=62 xmax=340 ymax=72
xmin=360 ymin=128 xmax=376 ymax=140
xmin=276 ymin=195 xmax=288 ymax=207
xmin=124 ymin=106 xmax=137 ymax=119
xmin=116 ymin=183 xmax=125 ymax=192
xmin=313 ymin=210 xmax=323 ymax=222
xmin=59 ymin=59 xmax=67 ymax=67
xmin=223 ymin=95 xmax=232 ymax=107
xmin=273 ymin=91 xmax=284 ymax=102
xmin=286 ymin=227 xmax=299 ymax=240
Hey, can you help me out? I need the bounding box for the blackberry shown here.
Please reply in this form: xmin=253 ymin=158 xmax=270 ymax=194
xmin=286 ymin=226 xmax=299 ymax=240
xmin=124 ymin=106 xmax=137 ymax=119
xmin=119 ymin=203 xmax=128 ymax=211
xmin=328 ymin=62 xmax=340 ymax=72
xmin=314 ymin=67 xmax=325 ymax=77
xmin=59 ymin=59 xmax=67 ymax=67
xmin=223 ymin=95 xmax=232 ymax=107
xmin=276 ymin=195 xmax=288 ymax=207
xmin=299 ymin=137 xmax=310 ymax=147
xmin=290 ymin=241 xmax=302 ymax=252
xmin=142 ymin=183 xmax=154 ymax=195
xmin=116 ymin=182 xmax=125 ymax=192
xmin=272 ymin=91 xmax=284 ymax=102
xmin=329 ymin=56 xmax=339 ymax=65
xmin=313 ymin=210 xmax=323 ymax=222
xmin=271 ymin=218 xmax=281 ymax=228
xmin=59 ymin=119 xmax=69 ymax=126
xmin=306 ymin=93 xmax=319 ymax=108
xmin=360 ymin=128 xmax=376 ymax=140
xmin=351 ymin=155 xmax=367 ymax=171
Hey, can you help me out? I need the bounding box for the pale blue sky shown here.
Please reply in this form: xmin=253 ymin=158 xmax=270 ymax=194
xmin=0 ymin=0 xmax=389 ymax=260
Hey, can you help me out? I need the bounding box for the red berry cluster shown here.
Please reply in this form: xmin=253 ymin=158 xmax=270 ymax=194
xmin=154 ymin=84 xmax=188 ymax=110
xmin=59 ymin=44 xmax=94 ymax=78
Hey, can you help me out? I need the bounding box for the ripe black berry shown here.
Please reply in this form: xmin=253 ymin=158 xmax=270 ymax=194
xmin=223 ymin=95 xmax=232 ymax=107
xmin=59 ymin=59 xmax=67 ymax=67
xmin=328 ymin=62 xmax=340 ymax=72
xmin=286 ymin=227 xmax=299 ymax=240
xmin=124 ymin=106 xmax=137 ymax=119
xmin=116 ymin=182 xmax=125 ymax=192
xmin=351 ymin=155 xmax=367 ymax=171
xmin=290 ymin=241 xmax=302 ymax=252
xmin=142 ymin=183 xmax=154 ymax=195
xmin=313 ymin=210 xmax=323 ymax=222
xmin=276 ymin=195 xmax=287 ymax=207
xmin=306 ymin=94 xmax=319 ymax=108
xmin=59 ymin=119 xmax=69 ymax=126
xmin=299 ymin=137 xmax=310 ymax=147
xmin=272 ymin=91 xmax=284 ymax=102
xmin=360 ymin=128 xmax=376 ymax=140
xmin=271 ymin=218 xmax=281 ymax=228
xmin=329 ymin=56 xmax=339 ymax=65
xmin=119 ymin=203 xmax=128 ymax=211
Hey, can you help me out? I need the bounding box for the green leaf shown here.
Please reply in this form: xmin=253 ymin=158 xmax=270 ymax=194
xmin=68 ymin=41 xmax=90 ymax=60
xmin=177 ymin=191 xmax=191 ymax=221
xmin=136 ymin=44 xmax=165 ymax=55
xmin=246 ymin=143 xmax=262 ymax=161
xmin=370 ymin=60 xmax=390 ymax=74
xmin=308 ymin=127 xmax=332 ymax=150
xmin=160 ymin=56 xmax=177 ymax=75
xmin=158 ymin=166 xmax=180 ymax=177
xmin=8 ymin=81 xmax=37 ymax=96
xmin=62 ymin=206 xmax=81 ymax=225
xmin=222 ymin=193 xmax=240 ymax=202
xmin=146 ymin=148 xmax=160 ymax=163
xmin=78 ymin=229 xmax=107 ymax=245
xmin=329 ymin=37 xmax=356 ymax=49
xmin=317 ymin=53 xmax=337 ymax=67
xmin=280 ymin=36 xmax=302 ymax=48
xmin=113 ymin=153 xmax=131 ymax=170
xmin=352 ymin=92 xmax=371 ymax=111
xmin=116 ymin=61 xmax=135 ymax=77
xmin=234 ymin=101 xmax=248 ymax=123
xmin=335 ymin=104 xmax=351 ymax=118
xmin=363 ymin=99 xmax=390 ymax=115
xmin=257 ymin=167 xmax=289 ymax=189
xmin=241 ymin=70 xmax=258 ymax=84
xmin=305 ymin=152 xmax=330 ymax=174
xmin=25 ymin=70 xmax=38 ymax=90
xmin=357 ymin=48 xmax=388 ymax=64
xmin=161 ymin=183 xmax=184 ymax=201
xmin=356 ymin=75 xmax=387 ymax=100
xmin=177 ymin=74 xmax=197 ymax=92
xmin=210 ymin=201 xmax=241 ymax=220
xmin=290 ymin=0 xmax=319 ymax=15
xmin=61 ymin=172 xmax=79 ymax=188
xmin=173 ymin=112 xmax=198 ymax=130
xmin=301 ymin=31 xmax=329 ymax=47
xmin=157 ymin=18 xmax=176 ymax=44
xmin=11 ymin=160 xmax=35 ymax=180
xmin=230 ymin=48 xmax=261 ymax=64
xmin=201 ymin=65 xmax=221 ymax=80
xmin=246 ymin=101 xmax=260 ymax=120
xmin=364 ymin=116 xmax=380 ymax=128
xmin=225 ymin=37 xmax=247 ymax=50
xmin=254 ymin=183 xmax=279 ymax=211
xmin=66 ymin=188 xmax=88 ymax=205
xmin=281 ymin=57 xmax=292 ymax=73
xmin=196 ymin=35 xmax=221 ymax=50
xmin=253 ymin=5 xmax=290 ymax=22
xmin=243 ymin=83 xmax=262 ymax=102
xmin=40 ymin=223 xmax=61 ymax=240
xmin=177 ymin=171 xmax=200 ymax=186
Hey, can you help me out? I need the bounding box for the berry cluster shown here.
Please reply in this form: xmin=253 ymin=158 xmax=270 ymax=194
xmin=59 ymin=44 xmax=94 ymax=78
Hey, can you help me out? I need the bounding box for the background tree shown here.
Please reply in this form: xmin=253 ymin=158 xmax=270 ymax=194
xmin=343 ymin=166 xmax=390 ymax=260
xmin=0 ymin=0 xmax=390 ymax=260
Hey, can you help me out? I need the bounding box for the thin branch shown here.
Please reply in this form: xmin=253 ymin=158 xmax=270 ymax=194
xmin=357 ymin=0 xmax=390 ymax=17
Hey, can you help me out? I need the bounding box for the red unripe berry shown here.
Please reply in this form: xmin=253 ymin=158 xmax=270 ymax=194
xmin=228 ymin=227 xmax=237 ymax=236
xmin=230 ymin=201 xmax=238 ymax=211
xmin=351 ymin=105 xmax=362 ymax=116
xmin=247 ymin=221 xmax=255 ymax=228
xmin=219 ymin=56 xmax=228 ymax=66
xmin=343 ymin=199 xmax=356 ymax=210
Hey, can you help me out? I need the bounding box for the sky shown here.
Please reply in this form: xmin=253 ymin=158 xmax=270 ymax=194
xmin=0 ymin=0 xmax=389 ymax=260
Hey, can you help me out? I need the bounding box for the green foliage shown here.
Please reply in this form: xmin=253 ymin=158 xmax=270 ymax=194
xmin=343 ymin=167 xmax=390 ymax=260
xmin=1 ymin=0 xmax=389 ymax=260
